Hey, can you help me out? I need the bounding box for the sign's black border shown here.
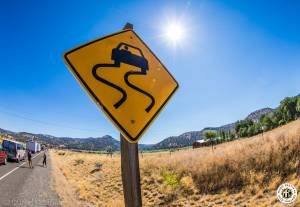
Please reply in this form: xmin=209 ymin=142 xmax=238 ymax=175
xmin=63 ymin=30 xmax=179 ymax=143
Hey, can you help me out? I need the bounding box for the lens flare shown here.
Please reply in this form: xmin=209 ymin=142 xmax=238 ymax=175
xmin=164 ymin=22 xmax=185 ymax=46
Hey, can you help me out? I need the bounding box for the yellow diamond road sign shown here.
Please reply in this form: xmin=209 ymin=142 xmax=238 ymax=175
xmin=63 ymin=29 xmax=178 ymax=143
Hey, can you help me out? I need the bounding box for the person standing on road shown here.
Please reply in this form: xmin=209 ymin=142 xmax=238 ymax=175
xmin=27 ymin=150 xmax=33 ymax=168
xmin=43 ymin=152 xmax=47 ymax=167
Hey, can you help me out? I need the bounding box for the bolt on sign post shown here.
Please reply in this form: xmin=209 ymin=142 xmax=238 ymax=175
xmin=63 ymin=23 xmax=178 ymax=206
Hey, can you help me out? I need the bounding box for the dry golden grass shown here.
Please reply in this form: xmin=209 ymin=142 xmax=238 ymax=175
xmin=51 ymin=120 xmax=300 ymax=207
xmin=51 ymin=150 xmax=124 ymax=207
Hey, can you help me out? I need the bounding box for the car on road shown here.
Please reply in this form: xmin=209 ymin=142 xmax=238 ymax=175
xmin=0 ymin=144 xmax=7 ymax=165
xmin=2 ymin=139 xmax=26 ymax=162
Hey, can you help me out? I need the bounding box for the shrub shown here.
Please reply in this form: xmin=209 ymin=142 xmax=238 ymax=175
xmin=74 ymin=159 xmax=84 ymax=166
xmin=162 ymin=172 xmax=179 ymax=188
xmin=90 ymin=161 xmax=103 ymax=174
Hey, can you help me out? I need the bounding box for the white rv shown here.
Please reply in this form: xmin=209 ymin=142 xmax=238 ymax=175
xmin=26 ymin=141 xmax=41 ymax=153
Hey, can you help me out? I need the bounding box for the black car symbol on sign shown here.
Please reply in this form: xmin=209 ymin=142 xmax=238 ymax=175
xmin=92 ymin=42 xmax=155 ymax=112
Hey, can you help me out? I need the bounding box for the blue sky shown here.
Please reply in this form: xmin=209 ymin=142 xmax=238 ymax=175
xmin=0 ymin=0 xmax=299 ymax=144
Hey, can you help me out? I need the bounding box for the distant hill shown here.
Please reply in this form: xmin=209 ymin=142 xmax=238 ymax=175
xmin=0 ymin=129 xmax=155 ymax=151
xmin=0 ymin=93 xmax=298 ymax=151
xmin=151 ymin=107 xmax=275 ymax=150
xmin=0 ymin=107 xmax=276 ymax=151
xmin=0 ymin=130 xmax=120 ymax=151
xmin=151 ymin=123 xmax=235 ymax=150
xmin=245 ymin=108 xmax=275 ymax=123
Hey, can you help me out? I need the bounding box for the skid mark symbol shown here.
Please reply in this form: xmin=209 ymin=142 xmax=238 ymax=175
xmin=124 ymin=70 xmax=155 ymax=113
xmin=92 ymin=42 xmax=155 ymax=112
xmin=92 ymin=62 xmax=126 ymax=109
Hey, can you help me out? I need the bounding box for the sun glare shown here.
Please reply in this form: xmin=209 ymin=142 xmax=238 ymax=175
xmin=164 ymin=22 xmax=185 ymax=46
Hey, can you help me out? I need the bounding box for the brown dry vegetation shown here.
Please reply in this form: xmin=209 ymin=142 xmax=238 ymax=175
xmin=51 ymin=150 xmax=124 ymax=207
xmin=51 ymin=120 xmax=300 ymax=206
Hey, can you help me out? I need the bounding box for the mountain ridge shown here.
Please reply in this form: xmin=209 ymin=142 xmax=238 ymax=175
xmin=150 ymin=107 xmax=275 ymax=149
xmin=0 ymin=107 xmax=276 ymax=151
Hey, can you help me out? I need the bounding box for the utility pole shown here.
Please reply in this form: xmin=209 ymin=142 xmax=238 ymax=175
xmin=120 ymin=23 xmax=142 ymax=207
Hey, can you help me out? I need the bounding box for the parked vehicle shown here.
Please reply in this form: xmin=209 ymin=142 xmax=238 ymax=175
xmin=37 ymin=143 xmax=41 ymax=152
xmin=0 ymin=144 xmax=7 ymax=165
xmin=2 ymin=139 xmax=26 ymax=162
xmin=26 ymin=141 xmax=41 ymax=153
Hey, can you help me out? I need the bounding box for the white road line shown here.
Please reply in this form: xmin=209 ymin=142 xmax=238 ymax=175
xmin=0 ymin=152 xmax=42 ymax=181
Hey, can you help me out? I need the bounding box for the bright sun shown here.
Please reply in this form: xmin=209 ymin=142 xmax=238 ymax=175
xmin=164 ymin=22 xmax=185 ymax=45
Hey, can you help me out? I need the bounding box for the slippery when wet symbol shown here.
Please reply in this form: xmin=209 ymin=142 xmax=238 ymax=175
xmin=92 ymin=43 xmax=155 ymax=112
xmin=63 ymin=29 xmax=178 ymax=143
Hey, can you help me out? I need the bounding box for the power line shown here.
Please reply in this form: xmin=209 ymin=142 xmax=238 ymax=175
xmin=0 ymin=108 xmax=178 ymax=136
xmin=0 ymin=109 xmax=107 ymax=133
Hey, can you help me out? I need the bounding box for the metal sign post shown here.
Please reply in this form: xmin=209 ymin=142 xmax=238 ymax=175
xmin=120 ymin=23 xmax=142 ymax=207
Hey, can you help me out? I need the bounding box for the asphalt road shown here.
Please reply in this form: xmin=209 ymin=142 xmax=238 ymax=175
xmin=0 ymin=152 xmax=60 ymax=207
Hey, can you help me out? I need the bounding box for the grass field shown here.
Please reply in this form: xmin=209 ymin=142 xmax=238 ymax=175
xmin=50 ymin=120 xmax=300 ymax=207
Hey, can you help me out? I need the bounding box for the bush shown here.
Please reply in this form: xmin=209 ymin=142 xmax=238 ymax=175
xmin=74 ymin=159 xmax=84 ymax=166
xmin=162 ymin=172 xmax=179 ymax=188
xmin=90 ymin=161 xmax=103 ymax=174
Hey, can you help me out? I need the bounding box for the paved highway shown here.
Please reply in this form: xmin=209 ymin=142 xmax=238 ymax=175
xmin=0 ymin=152 xmax=60 ymax=207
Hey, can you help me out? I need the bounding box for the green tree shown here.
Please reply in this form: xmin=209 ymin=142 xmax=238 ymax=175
xmin=236 ymin=119 xmax=254 ymax=137
xmin=279 ymin=97 xmax=298 ymax=123
xmin=225 ymin=131 xmax=234 ymax=141
xmin=253 ymin=123 xmax=262 ymax=135
xmin=219 ymin=130 xmax=226 ymax=142
xmin=204 ymin=130 xmax=218 ymax=151
xmin=247 ymin=125 xmax=256 ymax=137
xmin=260 ymin=114 xmax=273 ymax=131
xmin=273 ymin=109 xmax=286 ymax=127
xmin=228 ymin=131 xmax=235 ymax=140
xmin=296 ymin=97 xmax=300 ymax=118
